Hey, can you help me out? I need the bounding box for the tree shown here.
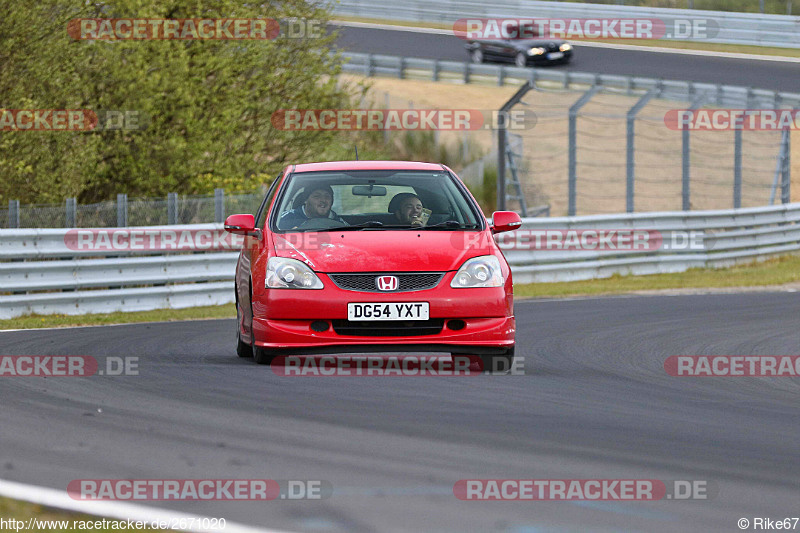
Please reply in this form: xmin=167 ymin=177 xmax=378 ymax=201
xmin=0 ymin=0 xmax=358 ymax=204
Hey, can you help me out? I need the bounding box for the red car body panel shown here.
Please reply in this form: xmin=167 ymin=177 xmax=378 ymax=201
xmin=232 ymin=161 xmax=516 ymax=355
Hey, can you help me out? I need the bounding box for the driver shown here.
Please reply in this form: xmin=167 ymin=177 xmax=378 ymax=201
xmin=279 ymin=184 xmax=347 ymax=230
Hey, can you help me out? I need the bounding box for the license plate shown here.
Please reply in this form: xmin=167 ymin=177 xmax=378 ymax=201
xmin=547 ymin=52 xmax=564 ymax=60
xmin=347 ymin=302 xmax=429 ymax=321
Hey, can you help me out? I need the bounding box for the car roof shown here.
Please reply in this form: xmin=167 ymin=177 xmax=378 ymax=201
xmin=292 ymin=161 xmax=447 ymax=173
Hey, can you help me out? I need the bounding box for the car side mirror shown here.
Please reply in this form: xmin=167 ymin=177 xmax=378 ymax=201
xmin=490 ymin=211 xmax=522 ymax=234
xmin=224 ymin=214 xmax=260 ymax=237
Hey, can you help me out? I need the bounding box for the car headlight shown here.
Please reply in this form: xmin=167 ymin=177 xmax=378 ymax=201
xmin=559 ymin=43 xmax=572 ymax=52
xmin=450 ymin=256 xmax=504 ymax=288
xmin=266 ymin=257 xmax=324 ymax=289
xmin=527 ymin=47 xmax=545 ymax=56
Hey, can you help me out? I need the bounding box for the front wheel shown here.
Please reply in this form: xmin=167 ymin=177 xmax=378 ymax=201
xmin=514 ymin=52 xmax=527 ymax=68
xmin=236 ymin=294 xmax=252 ymax=358
xmin=237 ymin=328 xmax=252 ymax=358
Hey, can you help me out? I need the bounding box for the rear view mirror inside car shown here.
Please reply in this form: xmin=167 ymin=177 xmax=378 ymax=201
xmin=352 ymin=184 xmax=387 ymax=197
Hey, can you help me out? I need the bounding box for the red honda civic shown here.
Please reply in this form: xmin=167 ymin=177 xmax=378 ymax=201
xmin=224 ymin=161 xmax=521 ymax=370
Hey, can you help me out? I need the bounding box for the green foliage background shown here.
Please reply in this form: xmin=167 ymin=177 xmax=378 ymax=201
xmin=0 ymin=0 xmax=381 ymax=204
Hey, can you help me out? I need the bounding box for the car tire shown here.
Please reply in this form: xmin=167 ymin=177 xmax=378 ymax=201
xmin=246 ymin=281 xmax=274 ymax=365
xmin=470 ymin=48 xmax=484 ymax=64
xmin=235 ymin=290 xmax=252 ymax=358
xmin=237 ymin=326 xmax=253 ymax=358
xmin=515 ymin=53 xmax=527 ymax=68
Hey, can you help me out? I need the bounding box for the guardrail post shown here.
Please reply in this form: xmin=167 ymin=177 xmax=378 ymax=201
xmin=214 ymin=188 xmax=225 ymax=223
xmin=568 ymin=85 xmax=602 ymax=216
xmin=116 ymin=194 xmax=128 ymax=227
xmin=168 ymin=192 xmax=178 ymax=225
xmin=498 ymin=66 xmax=505 ymax=87
xmin=398 ymin=56 xmax=405 ymax=79
xmin=463 ymin=62 xmax=470 ymax=84
xmin=683 ymin=95 xmax=707 ymax=211
xmin=384 ymin=92 xmax=390 ymax=144
xmin=772 ymin=128 xmax=792 ymax=205
xmin=8 ymin=200 xmax=20 ymax=229
xmin=626 ymin=86 xmax=659 ymax=213
xmin=432 ymin=59 xmax=440 ymax=82
xmin=66 ymin=198 xmax=77 ymax=227
xmin=781 ymin=128 xmax=791 ymax=204
xmin=734 ymin=128 xmax=742 ymax=208
xmin=365 ymin=53 xmax=374 ymax=77
xmin=497 ymin=81 xmax=535 ymax=212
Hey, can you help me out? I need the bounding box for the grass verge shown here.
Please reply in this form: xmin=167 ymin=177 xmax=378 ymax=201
xmin=333 ymin=16 xmax=800 ymax=59
xmin=0 ymin=305 xmax=235 ymax=331
xmin=0 ymin=496 xmax=169 ymax=532
xmin=514 ymin=254 xmax=800 ymax=298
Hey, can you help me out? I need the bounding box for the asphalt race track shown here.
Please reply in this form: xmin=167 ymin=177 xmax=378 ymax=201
xmin=333 ymin=24 xmax=800 ymax=93
xmin=2 ymin=293 xmax=799 ymax=532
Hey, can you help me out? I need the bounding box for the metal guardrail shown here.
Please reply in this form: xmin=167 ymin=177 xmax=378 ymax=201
xmin=333 ymin=0 xmax=800 ymax=48
xmin=0 ymin=224 xmax=239 ymax=319
xmin=507 ymin=203 xmax=800 ymax=283
xmin=2 ymin=204 xmax=799 ymax=318
xmin=341 ymin=52 xmax=800 ymax=108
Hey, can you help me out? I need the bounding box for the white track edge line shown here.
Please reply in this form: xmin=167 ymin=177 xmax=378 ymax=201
xmin=0 ymin=478 xmax=296 ymax=533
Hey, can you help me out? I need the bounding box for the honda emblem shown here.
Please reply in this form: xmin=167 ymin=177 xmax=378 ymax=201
xmin=376 ymin=275 xmax=399 ymax=291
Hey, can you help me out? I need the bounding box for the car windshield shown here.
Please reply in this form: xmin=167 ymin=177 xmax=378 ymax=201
xmin=270 ymin=170 xmax=483 ymax=232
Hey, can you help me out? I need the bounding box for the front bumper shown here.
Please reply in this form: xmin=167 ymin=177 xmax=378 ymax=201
xmin=252 ymin=316 xmax=515 ymax=354
xmin=528 ymin=50 xmax=572 ymax=63
xmin=251 ymin=272 xmax=514 ymax=354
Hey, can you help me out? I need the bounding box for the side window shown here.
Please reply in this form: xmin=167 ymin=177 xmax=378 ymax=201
xmin=255 ymin=174 xmax=281 ymax=228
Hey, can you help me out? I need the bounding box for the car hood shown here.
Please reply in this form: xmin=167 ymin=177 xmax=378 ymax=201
xmin=272 ymin=230 xmax=496 ymax=273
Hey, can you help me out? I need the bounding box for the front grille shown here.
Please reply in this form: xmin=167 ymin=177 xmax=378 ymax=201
xmin=331 ymin=319 xmax=444 ymax=337
xmin=329 ymin=272 xmax=444 ymax=293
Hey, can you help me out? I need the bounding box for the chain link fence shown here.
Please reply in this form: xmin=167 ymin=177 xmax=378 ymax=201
xmin=501 ymin=84 xmax=792 ymax=216
xmin=1 ymin=189 xmax=266 ymax=229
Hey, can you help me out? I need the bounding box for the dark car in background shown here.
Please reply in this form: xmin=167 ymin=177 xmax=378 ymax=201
xmin=465 ymin=23 xmax=572 ymax=67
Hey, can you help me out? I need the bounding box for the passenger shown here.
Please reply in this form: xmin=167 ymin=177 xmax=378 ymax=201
xmin=390 ymin=193 xmax=425 ymax=226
